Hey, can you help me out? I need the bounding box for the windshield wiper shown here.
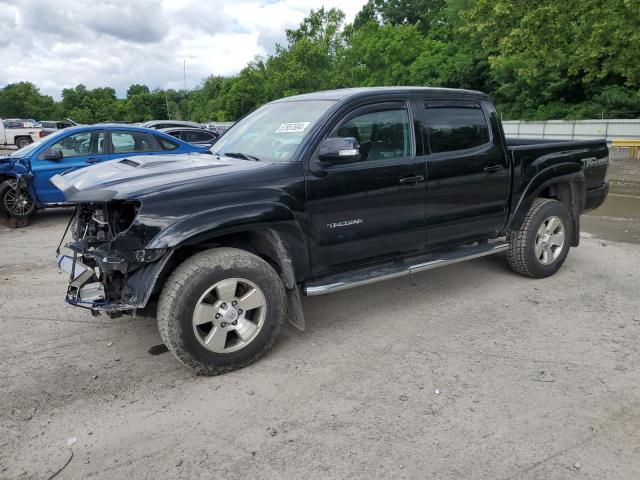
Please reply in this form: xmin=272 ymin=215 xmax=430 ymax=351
xmin=219 ymin=152 xmax=261 ymax=162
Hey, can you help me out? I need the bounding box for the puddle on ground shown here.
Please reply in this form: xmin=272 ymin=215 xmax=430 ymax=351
xmin=148 ymin=344 xmax=169 ymax=355
xmin=583 ymin=182 xmax=640 ymax=244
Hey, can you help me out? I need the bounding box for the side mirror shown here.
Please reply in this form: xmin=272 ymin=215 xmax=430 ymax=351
xmin=318 ymin=137 xmax=361 ymax=164
xmin=43 ymin=149 xmax=63 ymax=161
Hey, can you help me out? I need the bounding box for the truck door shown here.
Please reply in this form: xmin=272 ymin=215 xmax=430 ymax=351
xmin=306 ymin=100 xmax=427 ymax=274
xmin=418 ymin=99 xmax=509 ymax=248
xmin=31 ymin=129 xmax=107 ymax=204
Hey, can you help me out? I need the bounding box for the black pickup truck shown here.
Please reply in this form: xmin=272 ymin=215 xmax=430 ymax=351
xmin=52 ymin=87 xmax=609 ymax=375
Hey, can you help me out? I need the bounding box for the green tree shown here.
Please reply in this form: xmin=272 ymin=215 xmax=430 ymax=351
xmin=0 ymin=82 xmax=56 ymax=119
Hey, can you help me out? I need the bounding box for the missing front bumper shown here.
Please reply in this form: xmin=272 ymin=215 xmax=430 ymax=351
xmin=57 ymin=250 xmax=173 ymax=314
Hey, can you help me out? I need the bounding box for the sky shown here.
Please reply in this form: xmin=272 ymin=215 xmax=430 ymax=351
xmin=0 ymin=0 xmax=366 ymax=99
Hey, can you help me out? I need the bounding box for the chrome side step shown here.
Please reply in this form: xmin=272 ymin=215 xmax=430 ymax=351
xmin=304 ymin=241 xmax=509 ymax=296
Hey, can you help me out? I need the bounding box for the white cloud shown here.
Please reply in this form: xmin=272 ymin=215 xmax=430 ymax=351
xmin=0 ymin=0 xmax=366 ymax=98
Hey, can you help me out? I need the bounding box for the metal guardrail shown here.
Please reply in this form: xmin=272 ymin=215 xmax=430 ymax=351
xmin=611 ymin=139 xmax=640 ymax=159
xmin=502 ymin=119 xmax=640 ymax=142
xmin=502 ymin=119 xmax=640 ymax=159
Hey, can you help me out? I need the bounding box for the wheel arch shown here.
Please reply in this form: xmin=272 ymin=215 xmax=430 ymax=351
xmin=506 ymin=165 xmax=585 ymax=247
xmin=133 ymin=226 xmax=307 ymax=329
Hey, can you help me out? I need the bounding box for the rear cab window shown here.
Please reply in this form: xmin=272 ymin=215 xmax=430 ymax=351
xmin=421 ymin=100 xmax=490 ymax=153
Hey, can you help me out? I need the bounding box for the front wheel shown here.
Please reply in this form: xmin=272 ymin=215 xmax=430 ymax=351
xmin=0 ymin=179 xmax=36 ymax=219
xmin=507 ymin=198 xmax=573 ymax=278
xmin=157 ymin=247 xmax=286 ymax=375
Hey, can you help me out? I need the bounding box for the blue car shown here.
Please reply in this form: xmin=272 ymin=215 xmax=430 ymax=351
xmin=0 ymin=124 xmax=208 ymax=221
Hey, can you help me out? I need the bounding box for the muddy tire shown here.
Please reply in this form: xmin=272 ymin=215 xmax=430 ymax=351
xmin=0 ymin=179 xmax=35 ymax=219
xmin=507 ymin=198 xmax=573 ymax=278
xmin=157 ymin=247 xmax=286 ymax=375
xmin=15 ymin=137 xmax=32 ymax=149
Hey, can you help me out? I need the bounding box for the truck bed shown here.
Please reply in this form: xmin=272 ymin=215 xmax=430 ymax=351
xmin=506 ymin=137 xmax=609 ymax=192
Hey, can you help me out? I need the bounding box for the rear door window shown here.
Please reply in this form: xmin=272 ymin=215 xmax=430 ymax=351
xmin=423 ymin=102 xmax=490 ymax=153
xmin=111 ymin=130 xmax=158 ymax=153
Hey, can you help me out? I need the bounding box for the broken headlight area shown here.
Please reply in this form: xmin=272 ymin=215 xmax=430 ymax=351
xmin=57 ymin=201 xmax=169 ymax=316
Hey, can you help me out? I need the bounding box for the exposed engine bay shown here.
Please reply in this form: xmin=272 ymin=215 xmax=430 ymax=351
xmin=57 ymin=202 xmax=169 ymax=316
xmin=71 ymin=202 xmax=138 ymax=244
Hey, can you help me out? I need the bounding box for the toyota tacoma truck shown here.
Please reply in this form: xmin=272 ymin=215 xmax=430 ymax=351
xmin=52 ymin=87 xmax=609 ymax=375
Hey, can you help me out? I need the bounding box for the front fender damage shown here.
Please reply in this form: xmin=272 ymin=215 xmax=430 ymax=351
xmin=58 ymin=248 xmax=173 ymax=317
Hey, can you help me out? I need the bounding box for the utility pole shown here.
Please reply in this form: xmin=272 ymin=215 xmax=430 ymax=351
xmin=183 ymin=59 xmax=189 ymax=120
xmin=183 ymin=60 xmax=187 ymax=92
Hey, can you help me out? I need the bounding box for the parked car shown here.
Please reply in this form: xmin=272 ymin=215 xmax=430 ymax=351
xmin=52 ymin=87 xmax=609 ymax=375
xmin=139 ymin=120 xmax=203 ymax=130
xmin=160 ymin=127 xmax=219 ymax=147
xmin=202 ymin=123 xmax=233 ymax=136
xmin=0 ymin=124 xmax=209 ymax=221
xmin=1 ymin=119 xmax=45 ymax=148
xmin=40 ymin=120 xmax=74 ymax=136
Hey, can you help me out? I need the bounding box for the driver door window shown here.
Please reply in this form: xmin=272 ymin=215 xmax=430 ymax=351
xmin=333 ymin=109 xmax=411 ymax=162
xmin=45 ymin=131 xmax=105 ymax=158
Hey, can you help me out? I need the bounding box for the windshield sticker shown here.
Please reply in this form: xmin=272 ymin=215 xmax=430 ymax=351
xmin=275 ymin=122 xmax=310 ymax=133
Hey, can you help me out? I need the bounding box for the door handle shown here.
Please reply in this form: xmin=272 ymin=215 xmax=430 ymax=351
xmin=483 ymin=164 xmax=504 ymax=173
xmin=399 ymin=174 xmax=425 ymax=185
xmin=85 ymin=158 xmax=98 ymax=164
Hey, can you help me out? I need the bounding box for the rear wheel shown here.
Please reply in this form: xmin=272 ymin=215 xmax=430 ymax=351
xmin=0 ymin=179 xmax=35 ymax=219
xmin=15 ymin=137 xmax=32 ymax=149
xmin=507 ymin=198 xmax=572 ymax=278
xmin=157 ymin=247 xmax=286 ymax=375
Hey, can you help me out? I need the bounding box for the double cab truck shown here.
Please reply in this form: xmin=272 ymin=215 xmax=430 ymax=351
xmin=1 ymin=119 xmax=44 ymax=149
xmin=52 ymin=87 xmax=609 ymax=375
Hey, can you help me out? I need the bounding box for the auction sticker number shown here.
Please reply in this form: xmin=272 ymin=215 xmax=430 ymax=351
xmin=275 ymin=122 xmax=310 ymax=133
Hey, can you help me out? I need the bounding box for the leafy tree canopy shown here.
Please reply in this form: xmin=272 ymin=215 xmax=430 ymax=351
xmin=1 ymin=1 xmax=638 ymax=122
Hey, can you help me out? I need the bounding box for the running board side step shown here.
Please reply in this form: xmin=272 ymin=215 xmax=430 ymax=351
xmin=304 ymin=241 xmax=509 ymax=296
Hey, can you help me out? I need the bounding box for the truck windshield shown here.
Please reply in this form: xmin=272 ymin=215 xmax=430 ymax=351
xmin=212 ymin=100 xmax=336 ymax=162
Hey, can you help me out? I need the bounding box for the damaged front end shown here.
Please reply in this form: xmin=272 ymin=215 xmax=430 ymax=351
xmin=57 ymin=202 xmax=171 ymax=317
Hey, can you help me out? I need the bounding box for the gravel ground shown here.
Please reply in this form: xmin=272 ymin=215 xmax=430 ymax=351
xmin=1 ymin=207 xmax=639 ymax=479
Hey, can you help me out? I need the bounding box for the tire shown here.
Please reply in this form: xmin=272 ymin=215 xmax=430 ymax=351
xmin=507 ymin=198 xmax=573 ymax=278
xmin=157 ymin=247 xmax=286 ymax=375
xmin=0 ymin=179 xmax=36 ymax=219
xmin=15 ymin=137 xmax=32 ymax=149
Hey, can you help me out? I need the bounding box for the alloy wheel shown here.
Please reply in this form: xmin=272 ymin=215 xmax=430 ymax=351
xmin=534 ymin=215 xmax=565 ymax=265
xmin=192 ymin=277 xmax=267 ymax=353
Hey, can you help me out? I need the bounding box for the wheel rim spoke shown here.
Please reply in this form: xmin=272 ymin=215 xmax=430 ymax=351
xmin=545 ymin=245 xmax=554 ymax=262
xmin=204 ymin=326 xmax=227 ymax=351
xmin=215 ymin=279 xmax=237 ymax=300
xmin=551 ymin=232 xmax=564 ymax=247
xmin=535 ymin=240 xmax=544 ymax=258
xmin=547 ymin=217 xmax=560 ymax=233
xmin=193 ymin=303 xmax=216 ymax=326
xmin=537 ymin=223 xmax=547 ymax=237
xmin=238 ymin=287 xmax=265 ymax=311
xmin=234 ymin=318 xmax=258 ymax=342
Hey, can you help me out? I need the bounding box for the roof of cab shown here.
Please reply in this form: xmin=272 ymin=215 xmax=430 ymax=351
xmin=273 ymin=86 xmax=489 ymax=103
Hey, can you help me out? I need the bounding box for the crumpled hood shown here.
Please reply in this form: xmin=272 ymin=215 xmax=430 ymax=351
xmin=50 ymin=153 xmax=270 ymax=202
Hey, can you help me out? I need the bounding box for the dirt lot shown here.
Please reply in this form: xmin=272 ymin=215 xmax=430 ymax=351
xmin=1 ymin=155 xmax=640 ymax=479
